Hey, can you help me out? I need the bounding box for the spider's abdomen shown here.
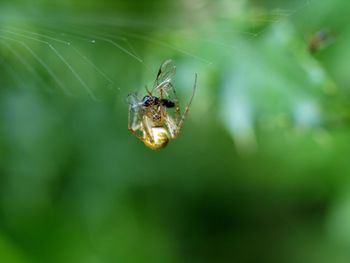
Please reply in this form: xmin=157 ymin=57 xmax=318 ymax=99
xmin=143 ymin=127 xmax=169 ymax=150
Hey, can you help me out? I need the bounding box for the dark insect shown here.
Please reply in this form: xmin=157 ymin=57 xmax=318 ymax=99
xmin=141 ymin=95 xmax=175 ymax=108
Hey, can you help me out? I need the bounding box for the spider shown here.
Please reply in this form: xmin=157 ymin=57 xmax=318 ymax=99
xmin=127 ymin=59 xmax=197 ymax=150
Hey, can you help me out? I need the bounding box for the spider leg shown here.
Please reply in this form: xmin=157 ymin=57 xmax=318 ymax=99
xmin=164 ymin=113 xmax=178 ymax=139
xmin=166 ymin=83 xmax=182 ymax=123
xmin=128 ymin=128 xmax=144 ymax=142
xmin=145 ymin=85 xmax=152 ymax=95
xmin=142 ymin=116 xmax=155 ymax=143
xmin=174 ymin=73 xmax=197 ymax=137
xmin=128 ymin=105 xmax=143 ymax=141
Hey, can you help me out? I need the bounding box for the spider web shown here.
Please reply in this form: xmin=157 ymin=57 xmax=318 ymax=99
xmin=0 ymin=0 xmax=313 ymax=98
xmin=1 ymin=0 xmax=338 ymax=154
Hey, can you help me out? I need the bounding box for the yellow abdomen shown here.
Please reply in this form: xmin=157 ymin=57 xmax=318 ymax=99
xmin=143 ymin=127 xmax=169 ymax=150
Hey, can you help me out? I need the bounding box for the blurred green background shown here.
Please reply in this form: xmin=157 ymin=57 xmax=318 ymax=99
xmin=1 ymin=0 xmax=350 ymax=262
